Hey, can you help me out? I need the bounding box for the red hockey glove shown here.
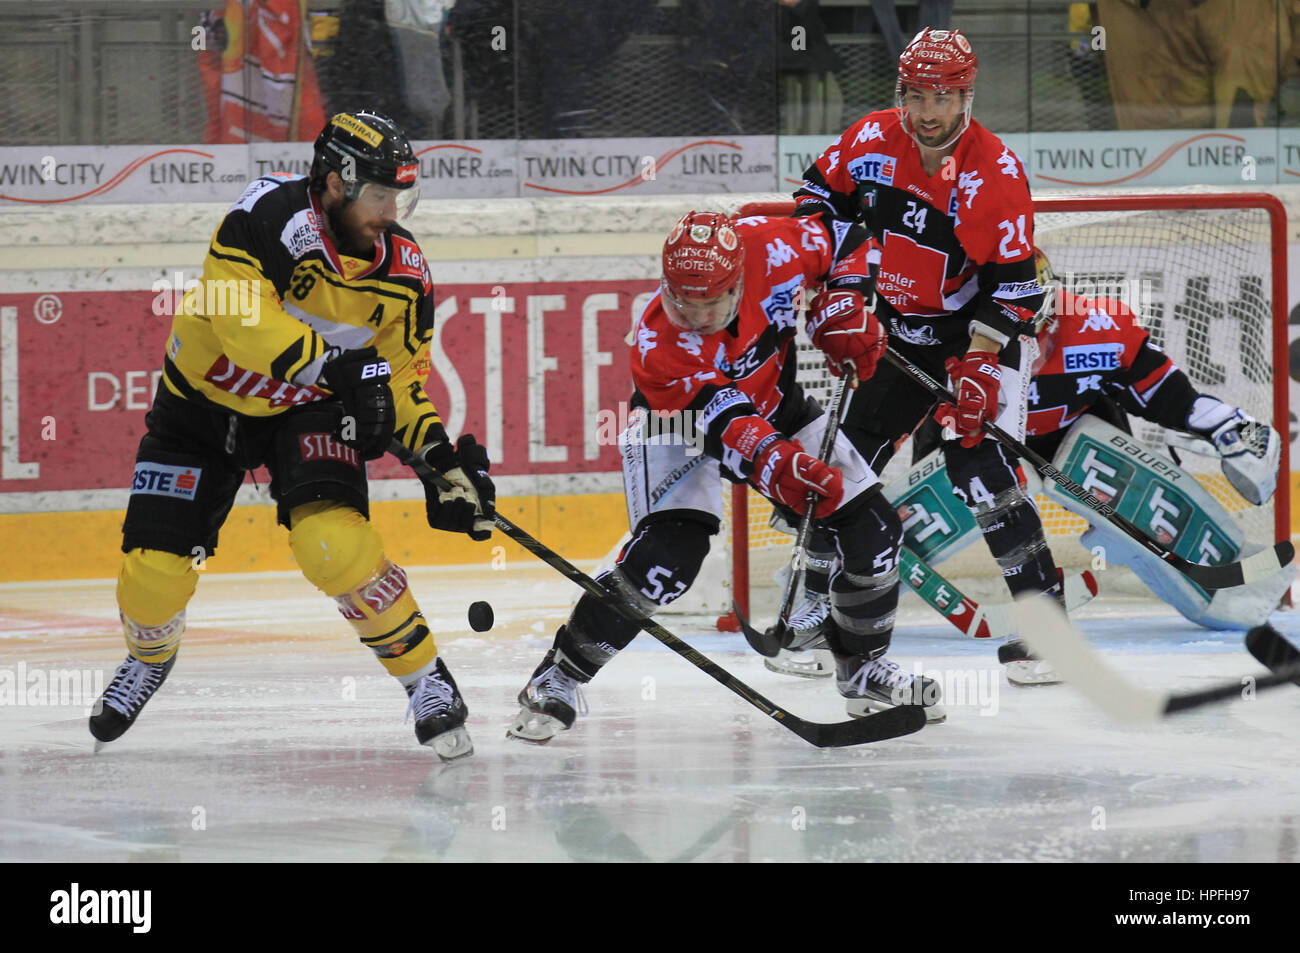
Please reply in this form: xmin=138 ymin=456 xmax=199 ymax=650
xmin=934 ymin=350 xmax=1001 ymax=449
xmin=752 ymin=436 xmax=843 ymax=518
xmin=806 ymin=289 xmax=885 ymax=381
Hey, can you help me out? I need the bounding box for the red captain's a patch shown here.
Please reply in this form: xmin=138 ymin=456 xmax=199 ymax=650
xmin=390 ymin=235 xmax=432 ymax=293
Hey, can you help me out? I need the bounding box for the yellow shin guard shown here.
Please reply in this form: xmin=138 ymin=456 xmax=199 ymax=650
xmin=116 ymin=549 xmax=197 ymax=662
xmin=289 ymin=502 xmax=437 ymax=680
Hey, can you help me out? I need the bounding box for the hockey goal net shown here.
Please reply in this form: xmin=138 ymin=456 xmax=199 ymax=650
xmin=667 ymin=192 xmax=1290 ymax=627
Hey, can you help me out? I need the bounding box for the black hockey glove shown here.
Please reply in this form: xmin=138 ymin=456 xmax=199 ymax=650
xmin=320 ymin=346 xmax=396 ymax=461
xmin=419 ymin=433 xmax=495 ymax=541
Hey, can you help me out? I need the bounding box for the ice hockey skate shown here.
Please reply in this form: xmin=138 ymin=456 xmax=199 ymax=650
xmin=508 ymin=648 xmax=588 ymax=743
xmin=89 ymin=652 xmax=178 ymax=747
xmin=406 ymin=657 xmax=474 ymax=761
xmin=998 ymin=638 xmax=1062 ymax=686
xmin=765 ymin=594 xmax=834 ymax=678
xmin=836 ymin=654 xmax=946 ymax=723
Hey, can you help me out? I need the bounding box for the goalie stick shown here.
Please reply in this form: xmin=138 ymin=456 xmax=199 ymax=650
xmin=1013 ymin=595 xmax=1300 ymax=723
xmin=737 ymin=365 xmax=856 ymax=659
xmin=393 ymin=440 xmax=926 ymax=749
xmin=882 ymin=347 xmax=1294 ymax=591
xmin=901 ymin=546 xmax=1098 ymax=638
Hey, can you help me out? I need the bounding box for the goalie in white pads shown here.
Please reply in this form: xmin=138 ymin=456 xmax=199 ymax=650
xmin=1023 ymin=247 xmax=1292 ymax=629
xmin=507 ymin=210 xmax=946 ymax=744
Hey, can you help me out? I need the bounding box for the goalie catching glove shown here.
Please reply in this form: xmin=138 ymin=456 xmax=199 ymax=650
xmin=418 ymin=433 xmax=496 ymax=540
xmin=321 ymin=346 xmax=396 ymax=460
xmin=806 ymin=289 xmax=885 ymax=380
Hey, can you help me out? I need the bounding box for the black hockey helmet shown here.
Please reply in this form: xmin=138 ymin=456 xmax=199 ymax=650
xmin=310 ymin=111 xmax=420 ymax=217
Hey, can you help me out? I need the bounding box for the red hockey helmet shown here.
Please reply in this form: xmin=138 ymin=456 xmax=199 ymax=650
xmin=661 ymin=211 xmax=745 ymax=334
xmin=896 ymin=28 xmax=978 ymax=149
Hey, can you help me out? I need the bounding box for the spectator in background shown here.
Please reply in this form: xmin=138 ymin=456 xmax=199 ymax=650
xmin=679 ymin=0 xmax=779 ymax=134
xmin=870 ymin=0 xmax=953 ymax=59
xmin=386 ymin=0 xmax=455 ymax=138
xmin=198 ymin=0 xmax=326 ymax=142
xmin=1064 ymin=2 xmax=1115 ymax=130
xmin=777 ymin=0 xmax=844 ymax=135
xmin=1096 ymin=0 xmax=1288 ymax=129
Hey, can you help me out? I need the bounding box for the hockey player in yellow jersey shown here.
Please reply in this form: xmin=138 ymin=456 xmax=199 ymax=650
xmin=90 ymin=111 xmax=494 ymax=761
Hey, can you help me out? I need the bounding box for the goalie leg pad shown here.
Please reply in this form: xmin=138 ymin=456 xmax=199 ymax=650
xmin=823 ymin=491 xmax=902 ymax=658
xmin=943 ymin=441 xmax=1060 ymax=598
xmin=290 ymin=502 xmax=436 ymax=680
xmin=116 ymin=548 xmax=197 ymax=663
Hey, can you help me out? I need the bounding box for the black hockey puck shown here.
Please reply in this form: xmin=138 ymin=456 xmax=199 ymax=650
xmin=468 ymin=600 xmax=494 ymax=632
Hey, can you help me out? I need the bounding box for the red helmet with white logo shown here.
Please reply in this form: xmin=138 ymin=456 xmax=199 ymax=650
xmin=660 ymin=211 xmax=745 ymax=334
xmin=896 ymin=28 xmax=978 ymax=149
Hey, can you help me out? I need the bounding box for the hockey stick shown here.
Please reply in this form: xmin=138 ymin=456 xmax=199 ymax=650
xmin=900 ymin=546 xmax=1098 ymax=639
xmin=737 ymin=366 xmax=857 ymax=658
xmin=1245 ymin=624 xmax=1300 ymax=688
xmin=392 ymin=441 xmax=926 ymax=748
xmin=1013 ymin=595 xmax=1300 ymax=723
xmin=881 ymin=347 xmax=1294 ymax=590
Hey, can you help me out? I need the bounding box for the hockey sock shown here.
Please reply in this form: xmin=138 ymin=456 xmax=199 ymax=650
xmin=117 ymin=549 xmax=197 ymax=663
xmin=823 ymin=491 xmax=901 ymax=659
xmin=974 ymin=487 xmax=1062 ymax=600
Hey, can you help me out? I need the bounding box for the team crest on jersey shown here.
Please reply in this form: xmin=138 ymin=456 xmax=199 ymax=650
xmin=1063 ymin=343 xmax=1123 ymax=372
xmin=760 ymin=275 xmax=804 ymax=331
xmin=1081 ymin=309 xmax=1120 ymax=332
xmin=848 ymin=153 xmax=896 ymax=186
xmin=280 ymin=207 xmax=323 ymax=259
xmin=854 ymin=121 xmax=885 ymax=144
xmin=889 ymin=318 xmax=939 ymax=346
xmin=389 ymin=235 xmax=432 ymax=292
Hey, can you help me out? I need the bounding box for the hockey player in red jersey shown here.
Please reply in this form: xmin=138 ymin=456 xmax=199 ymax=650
xmin=508 ymin=210 xmax=946 ymax=743
xmin=792 ymin=28 xmax=1064 ymax=684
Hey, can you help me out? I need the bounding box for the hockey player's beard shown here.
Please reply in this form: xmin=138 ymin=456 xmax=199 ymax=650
xmin=326 ymin=203 xmax=375 ymax=259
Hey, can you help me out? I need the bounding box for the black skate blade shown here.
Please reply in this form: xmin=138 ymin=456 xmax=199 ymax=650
xmin=791 ymin=703 xmax=927 ymax=748
xmin=736 ymin=602 xmax=782 ymax=658
xmin=1245 ymin=625 xmax=1300 ymax=687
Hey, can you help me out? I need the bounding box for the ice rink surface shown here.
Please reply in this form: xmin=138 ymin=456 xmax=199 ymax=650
xmin=2 ymin=564 xmax=1298 ymax=863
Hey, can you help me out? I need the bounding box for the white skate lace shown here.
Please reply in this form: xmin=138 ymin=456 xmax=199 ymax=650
xmin=847 ymin=658 xmax=911 ymax=694
xmin=530 ymin=664 xmax=588 ymax=716
xmin=406 ymin=671 xmax=457 ymax=723
xmin=102 ymin=658 xmax=168 ymax=716
xmin=788 ymin=596 xmax=830 ymax=631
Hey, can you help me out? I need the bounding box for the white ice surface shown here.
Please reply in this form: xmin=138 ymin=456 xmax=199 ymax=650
xmin=2 ymin=565 xmax=1297 ymax=863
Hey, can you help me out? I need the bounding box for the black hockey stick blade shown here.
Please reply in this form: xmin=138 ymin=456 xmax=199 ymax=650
xmin=1245 ymin=624 xmax=1300 ymax=687
xmin=735 ymin=601 xmax=783 ymax=658
xmin=1173 ymin=541 xmax=1296 ymax=591
xmin=795 ymin=703 xmax=927 ymax=748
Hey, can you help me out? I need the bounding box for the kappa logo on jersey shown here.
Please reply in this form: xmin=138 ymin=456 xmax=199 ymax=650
xmin=299 ymin=432 xmax=361 ymax=468
xmin=848 ymin=153 xmax=896 ymax=186
xmin=1076 ymin=373 xmax=1103 ymax=393
xmin=390 ymin=235 xmax=432 ymax=292
xmin=1081 ymin=309 xmax=1120 ymax=332
xmin=280 ymin=207 xmax=323 ymax=259
xmin=677 ymin=330 xmax=704 ymax=357
xmin=826 ymin=151 xmax=840 ymax=172
xmin=764 ymin=238 xmax=798 ymax=273
xmin=957 ymin=170 xmax=983 ymax=208
xmin=998 ymin=148 xmax=1020 ymax=179
xmin=131 ymin=462 xmax=201 ymax=500
xmin=636 ymin=325 xmax=658 ymax=359
xmin=1063 ymin=342 xmax=1123 ymax=372
xmin=854 ymin=121 xmax=885 ymax=144
xmin=760 ymin=274 xmax=805 ymax=331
